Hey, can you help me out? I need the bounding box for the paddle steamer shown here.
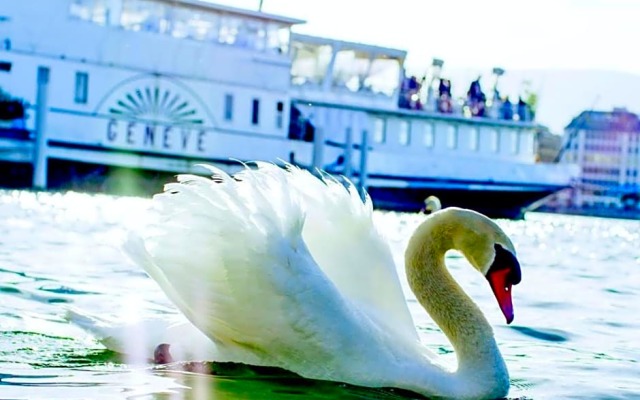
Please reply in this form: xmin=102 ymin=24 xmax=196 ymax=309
xmin=0 ymin=0 xmax=578 ymax=218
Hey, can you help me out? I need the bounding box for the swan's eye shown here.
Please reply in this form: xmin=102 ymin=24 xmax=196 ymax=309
xmin=488 ymin=244 xmax=521 ymax=286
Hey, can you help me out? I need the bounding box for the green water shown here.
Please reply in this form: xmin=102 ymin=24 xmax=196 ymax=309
xmin=0 ymin=191 xmax=638 ymax=399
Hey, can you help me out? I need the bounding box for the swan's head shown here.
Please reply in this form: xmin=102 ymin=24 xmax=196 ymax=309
xmin=422 ymin=195 xmax=442 ymax=215
xmin=428 ymin=208 xmax=522 ymax=323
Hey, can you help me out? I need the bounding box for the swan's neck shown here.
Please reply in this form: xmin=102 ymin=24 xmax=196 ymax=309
xmin=405 ymin=222 xmax=508 ymax=382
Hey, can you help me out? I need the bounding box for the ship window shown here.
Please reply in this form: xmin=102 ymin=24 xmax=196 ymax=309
xmin=219 ymin=15 xmax=241 ymax=45
xmin=398 ymin=121 xmax=410 ymax=146
xmin=251 ymin=98 xmax=260 ymax=125
xmin=291 ymin=42 xmax=333 ymax=86
xmin=469 ymin=127 xmax=479 ymax=151
xmin=276 ymin=101 xmax=284 ymax=129
xmin=447 ymin=126 xmax=458 ymax=149
xmin=365 ymin=56 xmax=402 ymax=97
xmin=489 ymin=128 xmax=499 ymax=152
xmin=266 ymin=23 xmax=290 ymax=54
xmin=70 ymin=0 xmax=108 ymax=25
xmin=238 ymin=19 xmax=266 ymax=50
xmin=0 ymin=61 xmax=11 ymax=72
xmin=191 ymin=12 xmax=220 ymax=41
xmin=332 ymin=49 xmax=371 ymax=92
xmin=74 ymin=72 xmax=89 ymax=104
xmin=510 ymin=131 xmax=520 ymax=154
xmin=224 ymin=93 xmax=233 ymax=121
xmin=373 ymin=118 xmax=386 ymax=143
xmin=520 ymin=131 xmax=534 ymax=155
xmin=422 ymin=123 xmax=434 ymax=148
xmin=331 ymin=50 xmax=401 ymax=97
xmin=69 ymin=0 xmax=92 ymax=20
xmin=121 ymin=0 xmax=171 ymax=34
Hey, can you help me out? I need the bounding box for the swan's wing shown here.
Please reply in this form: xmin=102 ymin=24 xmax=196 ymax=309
xmin=285 ymin=166 xmax=418 ymax=343
xmin=65 ymin=307 xmax=217 ymax=362
xmin=123 ymin=165 xmax=419 ymax=381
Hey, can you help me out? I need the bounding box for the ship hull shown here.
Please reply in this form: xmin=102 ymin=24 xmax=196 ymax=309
xmin=0 ymin=152 xmax=562 ymax=219
xmin=367 ymin=177 xmax=563 ymax=219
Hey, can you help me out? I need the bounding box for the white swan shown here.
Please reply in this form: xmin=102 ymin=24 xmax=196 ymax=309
xmin=421 ymin=195 xmax=442 ymax=214
xmin=120 ymin=163 xmax=521 ymax=399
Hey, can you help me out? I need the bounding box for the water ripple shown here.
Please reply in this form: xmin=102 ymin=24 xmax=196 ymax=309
xmin=38 ymin=285 xmax=101 ymax=296
xmin=0 ymin=193 xmax=638 ymax=399
xmin=510 ymin=326 xmax=571 ymax=342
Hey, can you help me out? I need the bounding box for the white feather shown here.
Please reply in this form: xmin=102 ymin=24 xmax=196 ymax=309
xmin=68 ymin=165 xmax=514 ymax=399
xmin=124 ymin=163 xmax=426 ymax=383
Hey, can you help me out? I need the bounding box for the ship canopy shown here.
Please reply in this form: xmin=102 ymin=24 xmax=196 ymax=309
xmin=290 ymin=33 xmax=406 ymax=100
xmin=68 ymin=0 xmax=304 ymax=54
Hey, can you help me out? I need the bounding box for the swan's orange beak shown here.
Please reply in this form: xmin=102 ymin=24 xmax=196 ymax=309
xmin=487 ymin=268 xmax=514 ymax=324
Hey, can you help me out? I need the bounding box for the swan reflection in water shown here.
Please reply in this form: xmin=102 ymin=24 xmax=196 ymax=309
xmin=70 ymin=164 xmax=522 ymax=400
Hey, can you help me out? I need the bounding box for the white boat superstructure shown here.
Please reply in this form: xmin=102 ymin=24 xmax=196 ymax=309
xmin=1 ymin=0 xmax=307 ymax=172
xmin=0 ymin=0 xmax=578 ymax=218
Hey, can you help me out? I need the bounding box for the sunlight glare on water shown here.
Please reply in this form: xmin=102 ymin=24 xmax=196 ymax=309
xmin=0 ymin=191 xmax=638 ymax=399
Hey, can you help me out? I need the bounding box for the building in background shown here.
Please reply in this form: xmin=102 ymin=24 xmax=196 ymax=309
xmin=535 ymin=126 xmax=562 ymax=163
xmin=559 ymin=108 xmax=640 ymax=209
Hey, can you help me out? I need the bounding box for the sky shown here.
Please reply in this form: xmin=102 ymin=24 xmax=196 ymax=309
xmin=211 ymin=0 xmax=640 ymax=74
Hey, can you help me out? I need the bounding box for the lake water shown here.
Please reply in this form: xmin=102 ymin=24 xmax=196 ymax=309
xmin=0 ymin=190 xmax=638 ymax=399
